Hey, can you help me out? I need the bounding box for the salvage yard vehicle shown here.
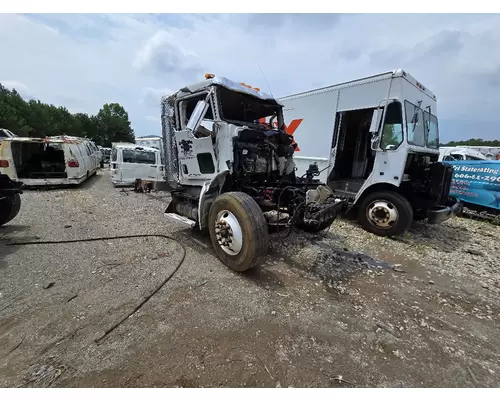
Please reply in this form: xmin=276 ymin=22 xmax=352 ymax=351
xmin=439 ymin=147 xmax=488 ymax=162
xmin=0 ymin=173 xmax=23 ymax=226
xmin=135 ymin=136 xmax=166 ymax=171
xmin=276 ymin=69 xmax=463 ymax=236
xmin=0 ymin=135 xmax=99 ymax=186
xmin=161 ymin=74 xmax=346 ymax=271
xmin=110 ymin=143 xmax=164 ymax=186
xmin=438 ymin=147 xmax=500 ymax=217
xmin=99 ymin=147 xmax=112 ymax=166
xmin=0 ymin=128 xmax=17 ymax=140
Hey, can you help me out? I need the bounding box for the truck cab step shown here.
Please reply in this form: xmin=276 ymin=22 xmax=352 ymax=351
xmin=164 ymin=213 xmax=196 ymax=228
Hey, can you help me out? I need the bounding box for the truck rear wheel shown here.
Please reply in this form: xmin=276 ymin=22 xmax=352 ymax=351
xmin=0 ymin=193 xmax=21 ymax=226
xmin=358 ymin=191 xmax=413 ymax=237
xmin=208 ymin=192 xmax=269 ymax=272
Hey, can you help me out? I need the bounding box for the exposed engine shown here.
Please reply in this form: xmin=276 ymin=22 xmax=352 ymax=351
xmin=233 ymin=128 xmax=296 ymax=182
xmin=401 ymin=153 xmax=454 ymax=215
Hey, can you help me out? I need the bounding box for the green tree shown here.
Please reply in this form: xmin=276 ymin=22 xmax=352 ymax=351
xmin=0 ymin=82 xmax=136 ymax=145
xmin=442 ymin=138 xmax=500 ymax=147
xmin=94 ymin=103 xmax=135 ymax=147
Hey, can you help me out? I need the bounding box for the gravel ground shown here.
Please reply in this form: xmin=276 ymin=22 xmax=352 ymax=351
xmin=0 ymin=169 xmax=499 ymax=388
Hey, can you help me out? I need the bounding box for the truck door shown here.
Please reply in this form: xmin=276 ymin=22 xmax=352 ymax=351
xmin=120 ymin=148 xmax=159 ymax=183
xmin=110 ymin=147 xmax=118 ymax=177
xmin=355 ymin=99 xmax=406 ymax=201
xmin=174 ymin=92 xmax=217 ymax=185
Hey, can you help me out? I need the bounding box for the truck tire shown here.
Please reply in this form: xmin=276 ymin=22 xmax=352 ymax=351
xmin=0 ymin=193 xmax=21 ymax=226
xmin=358 ymin=191 xmax=413 ymax=237
xmin=208 ymin=191 xmax=269 ymax=272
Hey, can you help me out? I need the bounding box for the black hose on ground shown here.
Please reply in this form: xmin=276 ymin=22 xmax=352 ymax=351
xmin=7 ymin=234 xmax=187 ymax=344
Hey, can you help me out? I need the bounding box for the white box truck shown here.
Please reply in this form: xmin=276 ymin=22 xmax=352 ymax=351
xmin=275 ymin=69 xmax=462 ymax=236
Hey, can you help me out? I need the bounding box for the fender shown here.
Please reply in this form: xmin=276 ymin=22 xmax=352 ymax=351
xmin=198 ymin=170 xmax=230 ymax=230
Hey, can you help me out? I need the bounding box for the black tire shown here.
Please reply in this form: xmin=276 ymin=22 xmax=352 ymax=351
xmin=358 ymin=191 xmax=413 ymax=237
xmin=208 ymin=191 xmax=269 ymax=272
xmin=0 ymin=193 xmax=21 ymax=226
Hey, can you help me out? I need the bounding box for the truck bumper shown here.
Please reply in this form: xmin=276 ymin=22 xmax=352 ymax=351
xmin=427 ymin=200 xmax=464 ymax=225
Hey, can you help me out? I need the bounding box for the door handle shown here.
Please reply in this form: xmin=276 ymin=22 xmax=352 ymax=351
xmin=151 ymin=165 xmax=157 ymax=167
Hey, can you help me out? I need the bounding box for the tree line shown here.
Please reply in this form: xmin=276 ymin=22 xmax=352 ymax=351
xmin=0 ymin=83 xmax=135 ymax=147
xmin=440 ymin=139 xmax=500 ymax=147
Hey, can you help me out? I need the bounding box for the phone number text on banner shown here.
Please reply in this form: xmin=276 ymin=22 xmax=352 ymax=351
xmin=444 ymin=161 xmax=500 ymax=211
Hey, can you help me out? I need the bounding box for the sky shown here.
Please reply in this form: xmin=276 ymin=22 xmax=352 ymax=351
xmin=1 ymin=13 xmax=499 ymax=143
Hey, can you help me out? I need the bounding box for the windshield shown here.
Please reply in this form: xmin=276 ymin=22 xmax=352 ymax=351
xmin=218 ymin=87 xmax=282 ymax=128
xmin=405 ymin=101 xmax=426 ymax=147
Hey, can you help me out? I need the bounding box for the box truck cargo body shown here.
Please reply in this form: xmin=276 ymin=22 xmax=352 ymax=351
xmin=277 ymin=69 xmax=462 ymax=236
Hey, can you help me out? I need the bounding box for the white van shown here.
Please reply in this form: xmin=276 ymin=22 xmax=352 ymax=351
xmin=0 ymin=135 xmax=100 ymax=186
xmin=0 ymin=128 xmax=17 ymax=140
xmin=110 ymin=143 xmax=164 ymax=186
xmin=438 ymin=147 xmax=488 ymax=161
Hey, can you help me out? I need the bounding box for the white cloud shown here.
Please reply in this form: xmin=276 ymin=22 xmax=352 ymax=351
xmin=1 ymin=13 xmax=500 ymax=141
xmin=1 ymin=80 xmax=30 ymax=97
xmin=140 ymin=86 xmax=174 ymax=108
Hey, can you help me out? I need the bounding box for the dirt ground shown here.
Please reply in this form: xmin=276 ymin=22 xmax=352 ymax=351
xmin=0 ymin=170 xmax=499 ymax=388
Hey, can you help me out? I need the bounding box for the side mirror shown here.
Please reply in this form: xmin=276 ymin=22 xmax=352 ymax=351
xmin=369 ymin=108 xmax=382 ymax=134
xmin=186 ymin=100 xmax=209 ymax=133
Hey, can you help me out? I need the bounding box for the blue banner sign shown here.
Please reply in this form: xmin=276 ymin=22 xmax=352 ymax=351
xmin=443 ymin=160 xmax=500 ymax=211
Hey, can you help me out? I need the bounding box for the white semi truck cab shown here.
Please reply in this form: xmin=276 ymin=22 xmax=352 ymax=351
xmin=161 ymin=74 xmax=348 ymax=271
xmin=278 ymin=69 xmax=463 ymax=236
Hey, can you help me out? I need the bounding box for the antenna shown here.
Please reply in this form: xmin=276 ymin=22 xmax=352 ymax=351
xmin=257 ymin=63 xmax=274 ymax=97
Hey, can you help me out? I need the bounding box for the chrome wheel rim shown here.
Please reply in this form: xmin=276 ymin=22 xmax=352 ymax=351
xmin=366 ymin=200 xmax=399 ymax=229
xmin=214 ymin=210 xmax=243 ymax=255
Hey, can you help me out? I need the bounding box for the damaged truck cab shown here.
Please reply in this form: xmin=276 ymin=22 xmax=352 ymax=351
xmin=162 ymin=74 xmax=346 ymax=271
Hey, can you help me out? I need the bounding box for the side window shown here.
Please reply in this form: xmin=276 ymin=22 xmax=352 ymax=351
xmin=122 ymin=149 xmax=135 ymax=163
xmin=111 ymin=148 xmax=117 ymax=162
xmin=181 ymin=94 xmax=215 ymax=137
xmin=405 ymin=101 xmax=426 ymax=147
xmin=380 ymin=101 xmax=404 ymax=150
xmin=451 ymin=153 xmax=465 ymax=160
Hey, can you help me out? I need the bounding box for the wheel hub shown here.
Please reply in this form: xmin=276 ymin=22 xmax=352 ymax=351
xmin=214 ymin=210 xmax=243 ymax=255
xmin=367 ymin=200 xmax=399 ymax=229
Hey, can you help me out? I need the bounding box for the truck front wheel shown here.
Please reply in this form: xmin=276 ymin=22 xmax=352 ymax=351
xmin=358 ymin=191 xmax=413 ymax=237
xmin=0 ymin=193 xmax=22 ymax=226
xmin=208 ymin=191 xmax=269 ymax=272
